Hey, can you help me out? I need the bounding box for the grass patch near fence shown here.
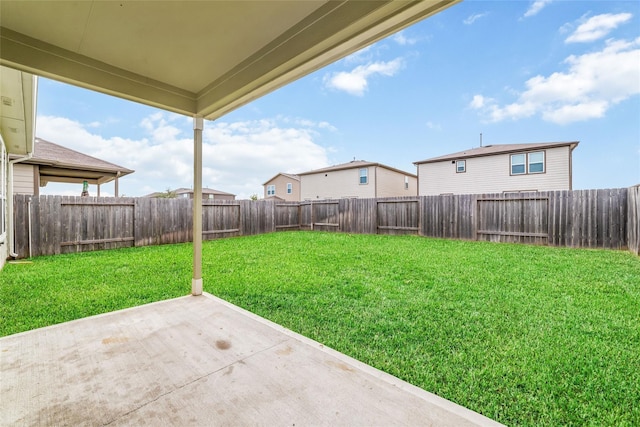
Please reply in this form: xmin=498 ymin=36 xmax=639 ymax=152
xmin=1 ymin=232 xmax=639 ymax=426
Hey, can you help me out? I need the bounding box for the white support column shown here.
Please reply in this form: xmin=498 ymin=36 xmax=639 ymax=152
xmin=192 ymin=116 xmax=204 ymax=295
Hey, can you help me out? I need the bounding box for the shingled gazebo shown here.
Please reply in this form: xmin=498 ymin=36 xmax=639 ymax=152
xmin=15 ymin=137 xmax=133 ymax=197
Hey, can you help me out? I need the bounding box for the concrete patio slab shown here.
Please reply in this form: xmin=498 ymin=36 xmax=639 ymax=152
xmin=1 ymin=293 xmax=503 ymax=426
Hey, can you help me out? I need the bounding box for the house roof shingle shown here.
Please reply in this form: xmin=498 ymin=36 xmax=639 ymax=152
xmin=414 ymin=142 xmax=579 ymax=165
xmin=18 ymin=137 xmax=134 ymax=186
xmin=26 ymin=138 xmax=134 ymax=174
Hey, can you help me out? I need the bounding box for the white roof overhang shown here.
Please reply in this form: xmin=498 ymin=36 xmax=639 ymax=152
xmin=0 ymin=66 xmax=36 ymax=155
xmin=0 ymin=0 xmax=459 ymax=121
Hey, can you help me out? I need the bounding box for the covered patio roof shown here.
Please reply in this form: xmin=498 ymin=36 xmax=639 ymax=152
xmin=1 ymin=0 xmax=459 ymax=120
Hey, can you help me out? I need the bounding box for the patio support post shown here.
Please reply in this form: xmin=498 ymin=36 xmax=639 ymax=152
xmin=192 ymin=115 xmax=204 ymax=296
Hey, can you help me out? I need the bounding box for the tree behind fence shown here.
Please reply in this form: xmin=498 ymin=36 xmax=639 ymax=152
xmin=12 ymin=187 xmax=637 ymax=258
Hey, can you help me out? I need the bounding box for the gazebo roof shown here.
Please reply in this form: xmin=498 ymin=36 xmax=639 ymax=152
xmin=19 ymin=137 xmax=133 ymax=186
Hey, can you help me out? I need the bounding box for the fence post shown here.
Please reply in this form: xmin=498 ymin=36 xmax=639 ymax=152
xmin=628 ymin=185 xmax=640 ymax=255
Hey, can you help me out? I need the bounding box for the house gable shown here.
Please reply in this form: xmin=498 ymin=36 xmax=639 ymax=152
xmin=263 ymin=173 xmax=300 ymax=201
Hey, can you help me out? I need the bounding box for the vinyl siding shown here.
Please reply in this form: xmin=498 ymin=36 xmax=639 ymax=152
xmin=263 ymin=174 xmax=300 ymax=201
xmin=301 ymin=168 xmax=375 ymax=200
xmin=13 ymin=164 xmax=35 ymax=195
xmin=418 ymin=146 xmax=572 ymax=195
xmin=375 ymin=167 xmax=417 ymax=197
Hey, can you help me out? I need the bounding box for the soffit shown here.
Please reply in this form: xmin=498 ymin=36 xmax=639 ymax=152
xmin=0 ymin=0 xmax=460 ymax=120
xmin=0 ymin=66 xmax=35 ymax=155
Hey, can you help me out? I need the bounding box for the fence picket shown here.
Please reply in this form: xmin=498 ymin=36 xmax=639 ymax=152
xmin=9 ymin=187 xmax=636 ymax=259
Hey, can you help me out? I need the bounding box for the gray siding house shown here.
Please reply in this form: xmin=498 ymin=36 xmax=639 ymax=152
xmin=414 ymin=142 xmax=579 ymax=196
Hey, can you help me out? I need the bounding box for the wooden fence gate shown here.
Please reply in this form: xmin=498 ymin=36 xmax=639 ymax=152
xmin=476 ymin=196 xmax=549 ymax=245
xmin=377 ymin=199 xmax=419 ymax=235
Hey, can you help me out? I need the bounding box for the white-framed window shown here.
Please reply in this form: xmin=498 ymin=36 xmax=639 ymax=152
xmin=267 ymin=185 xmax=275 ymax=196
xmin=404 ymin=176 xmax=409 ymax=190
xmin=510 ymin=154 xmax=526 ymax=175
xmin=456 ymin=160 xmax=466 ymax=173
xmin=528 ymin=151 xmax=545 ymax=173
xmin=359 ymin=168 xmax=368 ymax=185
xmin=286 ymin=183 xmax=292 ymax=194
xmin=511 ymin=151 xmax=545 ymax=175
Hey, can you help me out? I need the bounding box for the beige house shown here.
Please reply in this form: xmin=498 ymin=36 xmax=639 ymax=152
xmin=262 ymin=173 xmax=300 ymax=201
xmin=146 ymin=187 xmax=235 ymax=201
xmin=414 ymin=142 xmax=579 ymax=196
xmin=13 ymin=138 xmax=133 ymax=197
xmin=299 ymin=160 xmax=417 ymax=200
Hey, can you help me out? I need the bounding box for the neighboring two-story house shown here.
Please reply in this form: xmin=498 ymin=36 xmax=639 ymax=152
xmin=414 ymin=142 xmax=579 ymax=196
xmin=298 ymin=160 xmax=417 ymax=200
xmin=262 ymin=173 xmax=300 ymax=201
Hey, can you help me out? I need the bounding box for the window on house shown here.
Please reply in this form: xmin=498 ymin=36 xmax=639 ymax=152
xmin=286 ymin=183 xmax=292 ymax=194
xmin=511 ymin=151 xmax=545 ymax=175
xmin=267 ymin=185 xmax=275 ymax=196
xmin=456 ymin=160 xmax=466 ymax=173
xmin=511 ymin=154 xmax=526 ymax=175
xmin=359 ymin=168 xmax=368 ymax=184
xmin=404 ymin=176 xmax=409 ymax=190
xmin=528 ymin=151 xmax=545 ymax=173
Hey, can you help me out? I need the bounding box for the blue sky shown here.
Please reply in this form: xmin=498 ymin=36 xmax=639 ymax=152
xmin=35 ymin=0 xmax=640 ymax=199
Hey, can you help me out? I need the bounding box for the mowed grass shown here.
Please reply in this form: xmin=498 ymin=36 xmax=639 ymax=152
xmin=1 ymin=232 xmax=639 ymax=426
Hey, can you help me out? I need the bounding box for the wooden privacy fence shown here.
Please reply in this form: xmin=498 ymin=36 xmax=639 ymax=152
xmin=628 ymin=185 xmax=640 ymax=256
xmin=11 ymin=187 xmax=637 ymax=258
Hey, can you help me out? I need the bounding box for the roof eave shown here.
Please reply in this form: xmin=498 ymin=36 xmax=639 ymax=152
xmin=414 ymin=141 xmax=581 ymax=165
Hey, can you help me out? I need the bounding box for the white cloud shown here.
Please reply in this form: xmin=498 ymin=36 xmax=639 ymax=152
xmin=470 ymin=37 xmax=640 ymax=125
xmin=565 ymin=13 xmax=633 ymax=43
xmin=393 ymin=31 xmax=418 ymax=45
xmin=36 ymin=114 xmax=332 ymax=199
xmin=523 ymin=0 xmax=553 ymax=18
xmin=426 ymin=121 xmax=442 ymax=131
xmin=469 ymin=95 xmax=487 ymax=109
xmin=324 ymin=59 xmax=403 ymax=96
xmin=464 ymin=12 xmax=488 ymax=25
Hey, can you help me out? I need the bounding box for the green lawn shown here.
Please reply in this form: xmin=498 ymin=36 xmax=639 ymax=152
xmin=1 ymin=232 xmax=639 ymax=426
